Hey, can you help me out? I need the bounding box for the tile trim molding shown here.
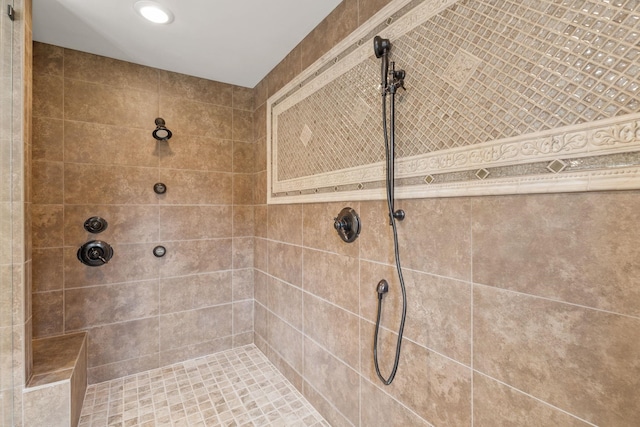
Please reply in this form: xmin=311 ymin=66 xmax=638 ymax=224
xmin=267 ymin=0 xmax=640 ymax=204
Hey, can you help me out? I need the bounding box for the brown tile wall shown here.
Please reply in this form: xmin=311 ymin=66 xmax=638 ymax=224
xmin=253 ymin=1 xmax=640 ymax=426
xmin=31 ymin=42 xmax=255 ymax=383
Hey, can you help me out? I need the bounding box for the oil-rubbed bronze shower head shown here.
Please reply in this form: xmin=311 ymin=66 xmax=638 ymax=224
xmin=153 ymin=117 xmax=172 ymax=141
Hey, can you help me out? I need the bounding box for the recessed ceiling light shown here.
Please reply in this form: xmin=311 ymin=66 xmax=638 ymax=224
xmin=134 ymin=1 xmax=174 ymax=24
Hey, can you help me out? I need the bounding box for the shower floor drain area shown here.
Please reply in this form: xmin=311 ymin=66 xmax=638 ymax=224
xmin=79 ymin=345 xmax=328 ymax=427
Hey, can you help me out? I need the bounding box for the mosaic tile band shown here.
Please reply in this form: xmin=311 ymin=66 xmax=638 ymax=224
xmin=268 ymin=0 xmax=640 ymax=203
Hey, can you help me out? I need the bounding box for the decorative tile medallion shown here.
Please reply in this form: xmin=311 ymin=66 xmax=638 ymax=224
xmin=268 ymin=0 xmax=640 ymax=204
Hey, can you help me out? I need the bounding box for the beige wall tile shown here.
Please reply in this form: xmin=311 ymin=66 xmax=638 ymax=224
xmin=233 ymin=300 xmax=253 ymax=334
xmin=303 ymin=248 xmax=359 ymax=314
xmin=299 ymin=0 xmax=358 ymax=71
xmin=32 ymin=291 xmax=63 ymax=338
xmin=157 ymin=134 xmax=233 ymax=172
xmin=232 ymin=205 xmax=254 ymax=237
xmin=32 ymin=248 xmax=63 ymax=292
xmin=232 ymin=173 xmax=254 ymax=205
xmin=254 ymin=302 xmax=268 ymax=340
xmin=32 ymin=204 xmax=63 ymax=248
xmin=473 ymin=373 xmax=592 ymax=427
xmin=159 ymin=336 xmax=233 ymax=367
xmin=302 ymin=202 xmax=360 ymax=258
xmin=159 ymin=205 xmax=232 ymax=240
xmin=233 ymin=331 xmax=253 ymax=347
xmin=23 ymin=382 xmax=70 ymax=427
xmin=360 ymin=378 xmax=431 ymax=427
xmin=64 ymin=280 xmax=159 ymax=330
xmin=254 ymin=171 xmax=267 ymax=205
xmin=87 ymin=317 xmax=159 ymax=367
xmin=87 ymin=353 xmax=159 ymax=384
xmin=232 ymin=268 xmax=253 ymax=301
xmin=159 ymin=272 xmax=232 ymax=314
xmin=158 ymin=239 xmax=232 ymax=278
xmin=32 ymin=160 xmax=63 ymax=204
xmin=474 ymin=285 xmax=640 ymax=426
xmin=64 ymin=163 xmax=158 ymax=205
xmin=159 ymin=305 xmax=232 ymax=351
xmin=360 ymin=260 xmax=472 ymax=364
xmin=359 ymin=200 xmax=395 ymax=265
xmin=158 ymin=169 xmax=232 ymax=205
xmin=253 ymin=237 xmax=268 ymax=272
xmin=232 ymin=109 xmax=253 ymax=142
xmin=264 ymin=344 xmax=303 ymax=391
xmin=473 ymin=192 xmax=640 ymax=316
xmin=232 ymin=141 xmax=255 ymax=173
xmin=268 ymin=242 xmax=302 ymax=288
xmin=232 ymin=237 xmax=254 ymax=269
xmin=64 ymin=243 xmax=159 ymax=288
xmin=64 ymin=121 xmax=157 ymax=167
xmin=269 ymin=276 xmax=302 ymax=329
xmin=303 ymin=338 xmax=359 ymax=425
xmin=33 ymin=42 xmax=63 ymax=77
xmin=266 ymin=48 xmax=302 ymax=99
xmin=65 ymin=204 xmax=159 ymax=246
xmin=254 ymin=135 xmax=266 ymax=173
xmin=302 ymin=380 xmax=353 ymax=427
xmin=360 ymin=320 xmax=472 ymax=426
xmin=254 ymin=271 xmax=268 ymax=306
xmin=268 ymin=312 xmax=303 ymax=372
xmin=64 ymin=79 xmax=158 ymax=129
xmin=396 ymin=197 xmax=472 ymax=280
xmin=158 ymin=70 xmax=232 ymax=106
xmin=64 ymin=49 xmax=159 ymax=92
xmin=357 ymin=0 xmax=394 ymax=24
xmin=303 ymin=293 xmax=359 ymax=370
xmin=32 ymin=117 xmax=63 ymax=162
xmin=254 ymin=205 xmax=267 ymax=238
xmin=33 ymin=74 xmax=63 ymax=119
xmin=268 ymin=204 xmax=302 ymax=245
xmin=160 ymin=96 xmax=232 ymax=139
xmin=232 ymin=87 xmax=253 ymax=111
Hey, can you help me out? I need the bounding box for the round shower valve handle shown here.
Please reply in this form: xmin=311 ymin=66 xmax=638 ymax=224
xmin=333 ymin=207 xmax=361 ymax=243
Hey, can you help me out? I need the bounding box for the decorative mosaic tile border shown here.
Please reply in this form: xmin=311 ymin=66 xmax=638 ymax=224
xmin=267 ymin=0 xmax=640 ymax=204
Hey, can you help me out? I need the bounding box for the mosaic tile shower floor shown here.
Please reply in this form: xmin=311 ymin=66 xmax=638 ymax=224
xmin=79 ymin=345 xmax=329 ymax=427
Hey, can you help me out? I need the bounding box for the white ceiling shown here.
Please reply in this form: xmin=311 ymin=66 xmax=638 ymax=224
xmin=32 ymin=0 xmax=343 ymax=88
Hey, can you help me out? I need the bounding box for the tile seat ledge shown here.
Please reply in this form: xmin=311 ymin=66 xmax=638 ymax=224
xmin=25 ymin=332 xmax=88 ymax=427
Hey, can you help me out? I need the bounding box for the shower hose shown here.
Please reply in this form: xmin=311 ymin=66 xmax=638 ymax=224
xmin=373 ymin=73 xmax=408 ymax=386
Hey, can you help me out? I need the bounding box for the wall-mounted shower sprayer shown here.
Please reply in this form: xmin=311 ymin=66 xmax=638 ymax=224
xmin=153 ymin=118 xmax=172 ymax=141
xmin=372 ymin=35 xmax=408 ymax=386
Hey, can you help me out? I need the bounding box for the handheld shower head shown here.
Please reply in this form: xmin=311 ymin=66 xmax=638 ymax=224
xmin=373 ymin=36 xmax=391 ymax=58
xmin=373 ymin=36 xmax=391 ymax=92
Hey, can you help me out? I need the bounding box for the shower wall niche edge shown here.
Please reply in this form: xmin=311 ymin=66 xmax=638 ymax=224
xmin=267 ymin=0 xmax=640 ymax=204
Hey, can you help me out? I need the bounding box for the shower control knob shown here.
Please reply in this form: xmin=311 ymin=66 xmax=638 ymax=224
xmin=153 ymin=246 xmax=166 ymax=257
xmin=154 ymin=183 xmax=167 ymax=194
xmin=333 ymin=207 xmax=361 ymax=243
xmin=84 ymin=216 xmax=108 ymax=233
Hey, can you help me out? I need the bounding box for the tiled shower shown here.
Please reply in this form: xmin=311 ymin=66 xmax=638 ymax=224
xmin=3 ymin=0 xmax=640 ymax=426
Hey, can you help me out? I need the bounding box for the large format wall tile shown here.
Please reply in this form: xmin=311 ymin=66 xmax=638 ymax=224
xmin=158 ymin=169 xmax=232 ymax=205
xmin=158 ymin=70 xmax=232 ymax=106
xmin=159 ymin=205 xmax=232 ymax=240
xmin=303 ymin=338 xmax=360 ymax=425
xmin=64 ymin=243 xmax=159 ymax=288
xmin=64 ymin=280 xmax=159 ymax=331
xmin=473 ymin=373 xmax=592 ymax=427
xmin=302 ymin=202 xmax=360 ymax=258
xmin=473 ymin=192 xmax=640 ymax=316
xmin=157 ymin=134 xmax=233 ymax=172
xmin=160 ymin=96 xmax=232 ymax=139
xmin=64 ymin=163 xmax=158 ymax=205
xmin=159 ymin=272 xmax=232 ymax=314
xmin=303 ymin=293 xmax=359 ymax=370
xmin=267 ymin=241 xmax=302 ymax=287
xmin=64 ymin=49 xmax=159 ymax=92
xmin=64 ymin=121 xmax=157 ymax=167
xmin=268 ymin=276 xmax=302 ymax=329
xmin=474 ymin=285 xmax=640 ymax=426
xmin=159 ymin=305 xmax=232 ymax=351
xmin=303 ymin=248 xmax=359 ymax=314
xmin=360 ymin=320 xmax=472 ymax=426
xmin=87 ymin=317 xmax=159 ymax=367
xmin=64 ymin=79 xmax=158 ymax=128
